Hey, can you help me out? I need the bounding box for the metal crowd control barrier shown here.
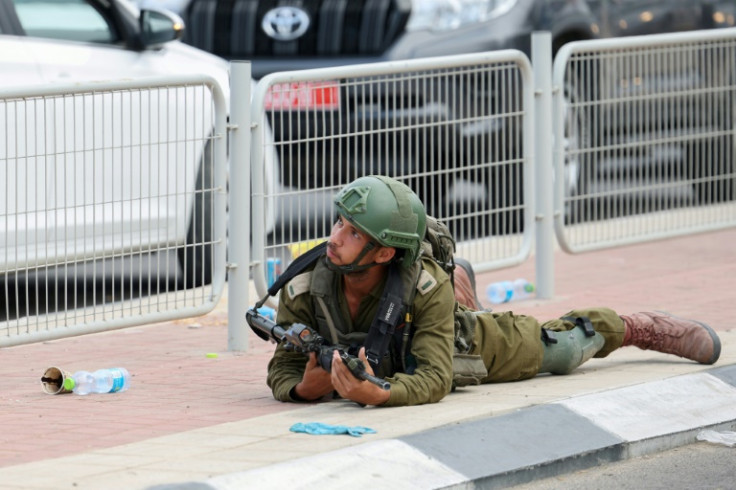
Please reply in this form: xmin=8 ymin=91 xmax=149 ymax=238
xmin=249 ymin=51 xmax=536 ymax=305
xmin=0 ymin=76 xmax=228 ymax=347
xmin=6 ymin=30 xmax=736 ymax=350
xmin=553 ymin=29 xmax=736 ymax=253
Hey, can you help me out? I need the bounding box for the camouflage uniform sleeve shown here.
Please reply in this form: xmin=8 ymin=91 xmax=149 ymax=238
xmin=266 ymin=344 xmax=307 ymax=402
xmin=381 ymin=261 xmax=455 ymax=406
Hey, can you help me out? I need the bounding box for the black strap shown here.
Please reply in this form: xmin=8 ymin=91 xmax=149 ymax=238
xmin=541 ymin=328 xmax=558 ymax=345
xmin=253 ymin=242 xmax=327 ymax=310
xmin=266 ymin=242 xmax=327 ymax=297
xmin=363 ymin=263 xmax=405 ymax=371
xmin=562 ymin=315 xmax=596 ymax=337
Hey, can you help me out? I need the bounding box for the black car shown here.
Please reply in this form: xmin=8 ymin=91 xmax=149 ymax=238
xmin=172 ymin=1 xmax=735 ymax=77
xmin=151 ymin=0 xmax=736 ymax=233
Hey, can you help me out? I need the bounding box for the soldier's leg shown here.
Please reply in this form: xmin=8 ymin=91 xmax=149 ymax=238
xmin=538 ymin=308 xmax=721 ymax=375
xmin=453 ymin=258 xmax=483 ymax=311
xmin=538 ymin=308 xmax=623 ymax=375
xmin=539 ymin=323 xmax=605 ymax=375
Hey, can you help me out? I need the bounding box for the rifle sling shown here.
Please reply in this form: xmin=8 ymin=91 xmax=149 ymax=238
xmin=363 ymin=263 xmax=405 ymax=371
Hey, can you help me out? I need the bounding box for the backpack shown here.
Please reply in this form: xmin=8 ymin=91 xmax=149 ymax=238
xmin=418 ymin=216 xmax=487 ymax=388
xmin=421 ymin=215 xmax=456 ymax=276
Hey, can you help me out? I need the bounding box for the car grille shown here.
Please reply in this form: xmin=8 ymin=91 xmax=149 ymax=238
xmin=182 ymin=0 xmax=410 ymax=58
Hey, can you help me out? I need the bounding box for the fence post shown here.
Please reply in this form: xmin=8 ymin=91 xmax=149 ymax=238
xmin=228 ymin=61 xmax=252 ymax=351
xmin=532 ymin=32 xmax=555 ymax=299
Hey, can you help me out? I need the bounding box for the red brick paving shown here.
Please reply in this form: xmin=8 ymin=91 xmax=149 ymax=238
xmin=1 ymin=227 xmax=734 ymax=468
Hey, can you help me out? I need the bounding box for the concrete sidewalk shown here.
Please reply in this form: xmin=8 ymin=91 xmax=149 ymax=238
xmin=1 ymin=228 xmax=735 ymax=489
xmin=182 ymin=363 xmax=736 ymax=490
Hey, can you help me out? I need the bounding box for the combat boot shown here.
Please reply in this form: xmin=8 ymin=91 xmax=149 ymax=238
xmin=453 ymin=258 xmax=483 ymax=311
xmin=620 ymin=311 xmax=721 ymax=364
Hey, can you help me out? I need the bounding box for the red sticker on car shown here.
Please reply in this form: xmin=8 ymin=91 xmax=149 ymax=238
xmin=264 ymin=81 xmax=340 ymax=110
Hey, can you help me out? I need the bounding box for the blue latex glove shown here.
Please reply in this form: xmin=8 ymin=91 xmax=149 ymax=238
xmin=289 ymin=422 xmax=377 ymax=437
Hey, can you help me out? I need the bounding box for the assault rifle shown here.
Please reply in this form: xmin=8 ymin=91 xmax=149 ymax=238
xmin=246 ymin=308 xmax=390 ymax=390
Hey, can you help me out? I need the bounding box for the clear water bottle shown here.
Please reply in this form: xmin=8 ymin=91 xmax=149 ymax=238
xmin=486 ymin=279 xmax=535 ymax=304
xmin=511 ymin=278 xmax=535 ymax=300
xmin=486 ymin=280 xmax=514 ymax=304
xmin=63 ymin=368 xmax=131 ymax=395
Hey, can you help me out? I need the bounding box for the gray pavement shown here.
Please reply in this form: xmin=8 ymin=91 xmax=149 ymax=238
xmin=1 ymin=227 xmax=735 ymax=490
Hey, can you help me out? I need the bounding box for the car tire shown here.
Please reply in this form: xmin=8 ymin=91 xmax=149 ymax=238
xmin=562 ymin=56 xmax=602 ymax=225
xmin=178 ymin=139 xmax=214 ymax=288
xmin=691 ymin=66 xmax=736 ymax=205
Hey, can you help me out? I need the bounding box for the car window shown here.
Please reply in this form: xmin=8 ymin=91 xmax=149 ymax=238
xmin=13 ymin=0 xmax=118 ymax=44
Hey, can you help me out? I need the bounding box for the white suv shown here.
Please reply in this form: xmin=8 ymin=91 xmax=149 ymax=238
xmin=0 ymin=0 xmax=275 ymax=306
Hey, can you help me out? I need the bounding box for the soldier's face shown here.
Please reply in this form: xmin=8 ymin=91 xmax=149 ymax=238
xmin=327 ymin=215 xmax=396 ymax=268
xmin=326 ymin=215 xmax=371 ymax=265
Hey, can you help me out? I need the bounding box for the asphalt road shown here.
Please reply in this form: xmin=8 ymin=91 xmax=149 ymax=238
xmin=510 ymin=440 xmax=736 ymax=490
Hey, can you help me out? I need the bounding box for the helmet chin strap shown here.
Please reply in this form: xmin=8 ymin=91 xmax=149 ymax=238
xmin=325 ymin=241 xmax=382 ymax=275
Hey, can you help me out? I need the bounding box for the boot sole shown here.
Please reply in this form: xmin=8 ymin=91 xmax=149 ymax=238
xmin=656 ymin=310 xmax=722 ymax=365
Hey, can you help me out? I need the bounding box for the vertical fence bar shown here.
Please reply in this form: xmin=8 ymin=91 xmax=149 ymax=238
xmin=228 ymin=61 xmax=252 ymax=351
xmin=533 ymin=32 xmax=554 ymax=299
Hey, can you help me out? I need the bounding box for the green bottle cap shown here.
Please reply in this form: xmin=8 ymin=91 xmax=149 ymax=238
xmin=63 ymin=377 xmax=76 ymax=391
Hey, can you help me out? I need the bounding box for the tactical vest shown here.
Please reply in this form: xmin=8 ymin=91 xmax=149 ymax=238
xmin=284 ymin=256 xmax=427 ymax=376
xmin=283 ymin=255 xmax=487 ymax=387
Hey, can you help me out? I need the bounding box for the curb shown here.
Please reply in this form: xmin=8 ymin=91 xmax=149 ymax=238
xmin=153 ymin=365 xmax=736 ymax=490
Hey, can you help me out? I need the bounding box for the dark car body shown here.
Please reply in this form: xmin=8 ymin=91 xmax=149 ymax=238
xmin=152 ymin=0 xmax=736 ymax=232
xmin=173 ymin=1 xmax=735 ymax=76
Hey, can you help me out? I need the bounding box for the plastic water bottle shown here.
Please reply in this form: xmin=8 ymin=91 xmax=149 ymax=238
xmin=63 ymin=368 xmax=131 ymax=395
xmin=486 ymin=280 xmax=514 ymax=304
xmin=512 ymin=278 xmax=535 ymax=300
xmin=486 ymin=279 xmax=535 ymax=304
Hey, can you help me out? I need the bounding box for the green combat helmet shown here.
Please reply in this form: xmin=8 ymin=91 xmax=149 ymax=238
xmin=332 ymin=175 xmax=427 ymax=272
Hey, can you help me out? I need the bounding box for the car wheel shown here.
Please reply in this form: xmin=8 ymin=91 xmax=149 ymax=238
xmin=178 ymin=139 xmax=214 ymax=288
xmin=691 ymin=81 xmax=736 ymax=205
xmin=562 ymin=74 xmax=595 ymax=224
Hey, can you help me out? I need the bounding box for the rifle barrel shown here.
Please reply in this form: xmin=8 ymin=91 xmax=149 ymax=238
xmin=245 ymin=309 xmax=285 ymax=342
xmin=359 ymin=372 xmax=391 ymax=390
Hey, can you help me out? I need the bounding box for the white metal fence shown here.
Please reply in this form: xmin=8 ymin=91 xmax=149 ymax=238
xmin=3 ymin=29 xmax=736 ymax=348
xmin=247 ymin=29 xmax=736 ymax=311
xmin=249 ymin=51 xmax=536 ymax=306
xmin=0 ymin=76 xmax=228 ymax=347
xmin=553 ymin=29 xmax=736 ymax=252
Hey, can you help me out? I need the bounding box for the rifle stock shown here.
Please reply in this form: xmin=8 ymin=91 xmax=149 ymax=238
xmin=246 ymin=308 xmax=390 ymax=390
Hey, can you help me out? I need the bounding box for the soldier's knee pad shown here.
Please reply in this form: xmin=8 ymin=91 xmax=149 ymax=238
xmin=539 ymin=325 xmax=605 ymax=375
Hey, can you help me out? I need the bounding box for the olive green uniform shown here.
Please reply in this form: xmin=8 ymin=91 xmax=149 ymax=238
xmin=268 ymin=257 xmax=456 ymax=406
xmin=467 ymin=306 xmax=625 ymax=384
xmin=267 ymin=256 xmax=627 ymax=406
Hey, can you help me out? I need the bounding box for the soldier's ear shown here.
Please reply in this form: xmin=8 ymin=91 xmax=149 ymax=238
xmin=375 ymin=246 xmax=396 ymax=264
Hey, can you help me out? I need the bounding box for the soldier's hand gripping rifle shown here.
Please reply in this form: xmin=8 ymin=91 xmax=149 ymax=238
xmin=246 ymin=308 xmax=390 ymax=390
